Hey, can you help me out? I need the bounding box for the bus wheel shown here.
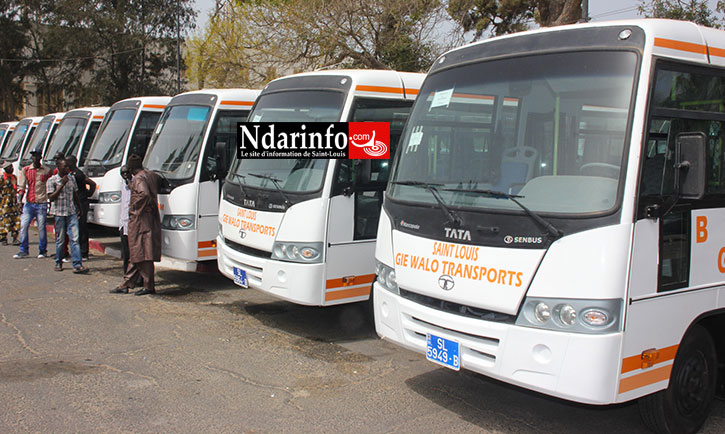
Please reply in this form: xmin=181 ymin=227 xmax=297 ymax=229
xmin=638 ymin=325 xmax=717 ymax=434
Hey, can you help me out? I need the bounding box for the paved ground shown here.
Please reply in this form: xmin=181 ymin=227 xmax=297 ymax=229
xmin=1 ymin=227 xmax=725 ymax=433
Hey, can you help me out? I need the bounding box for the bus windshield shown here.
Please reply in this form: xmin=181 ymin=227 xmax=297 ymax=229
xmin=43 ymin=118 xmax=88 ymax=165
xmin=248 ymin=90 xmax=344 ymax=122
xmin=144 ymin=105 xmax=211 ymax=181
xmin=85 ymin=108 xmax=136 ymax=169
xmin=389 ymin=51 xmax=637 ymax=215
xmin=21 ymin=119 xmax=53 ymax=163
xmin=0 ymin=123 xmax=30 ymax=161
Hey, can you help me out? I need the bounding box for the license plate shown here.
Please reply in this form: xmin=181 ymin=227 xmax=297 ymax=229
xmin=233 ymin=267 xmax=248 ymax=288
xmin=426 ymin=333 xmax=460 ymax=371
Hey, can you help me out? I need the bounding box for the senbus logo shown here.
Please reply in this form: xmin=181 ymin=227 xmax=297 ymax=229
xmin=237 ymin=122 xmax=390 ymax=159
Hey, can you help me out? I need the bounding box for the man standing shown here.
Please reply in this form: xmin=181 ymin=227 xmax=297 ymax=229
xmin=0 ymin=161 xmax=20 ymax=245
xmin=14 ymin=150 xmax=52 ymax=259
xmin=111 ymin=155 xmax=161 ymax=295
xmin=47 ymin=160 xmax=88 ymax=273
xmin=65 ymin=155 xmax=96 ymax=259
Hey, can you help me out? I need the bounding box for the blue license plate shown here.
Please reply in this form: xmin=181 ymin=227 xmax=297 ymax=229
xmin=426 ymin=333 xmax=460 ymax=370
xmin=233 ymin=267 xmax=248 ymax=288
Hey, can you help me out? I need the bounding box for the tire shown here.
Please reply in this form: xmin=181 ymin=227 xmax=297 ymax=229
xmin=639 ymin=325 xmax=718 ymax=434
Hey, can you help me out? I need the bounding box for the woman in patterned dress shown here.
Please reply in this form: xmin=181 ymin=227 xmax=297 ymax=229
xmin=0 ymin=161 xmax=21 ymax=245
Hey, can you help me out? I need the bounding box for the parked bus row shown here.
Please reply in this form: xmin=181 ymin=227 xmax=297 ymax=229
xmin=1 ymin=18 xmax=722 ymax=434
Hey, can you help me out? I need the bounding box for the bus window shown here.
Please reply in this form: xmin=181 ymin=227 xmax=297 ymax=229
xmin=80 ymin=121 xmax=102 ymax=166
xmin=128 ymin=111 xmax=162 ymax=160
xmin=346 ymin=98 xmax=413 ymax=239
xmin=200 ymin=110 xmax=250 ymax=182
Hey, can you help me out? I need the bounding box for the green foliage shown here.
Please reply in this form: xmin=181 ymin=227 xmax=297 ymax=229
xmin=0 ymin=2 xmax=29 ymax=120
xmin=638 ymin=0 xmax=724 ymax=28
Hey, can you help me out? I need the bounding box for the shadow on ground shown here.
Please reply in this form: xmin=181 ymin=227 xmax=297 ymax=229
xmin=405 ymin=368 xmax=664 ymax=434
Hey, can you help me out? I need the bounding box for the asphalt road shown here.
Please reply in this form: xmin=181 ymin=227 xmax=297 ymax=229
xmin=1 ymin=230 xmax=725 ymax=433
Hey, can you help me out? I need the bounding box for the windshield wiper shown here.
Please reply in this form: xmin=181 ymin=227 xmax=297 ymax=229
xmin=392 ymin=180 xmax=462 ymax=226
xmin=443 ymin=187 xmax=563 ymax=239
xmin=227 ymin=173 xmax=248 ymax=195
xmin=247 ymin=173 xmax=291 ymax=205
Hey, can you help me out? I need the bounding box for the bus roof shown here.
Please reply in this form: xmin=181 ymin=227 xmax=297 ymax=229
xmin=40 ymin=112 xmax=66 ymax=124
xmin=0 ymin=121 xmax=18 ymax=129
xmin=63 ymin=107 xmax=109 ymax=122
xmin=264 ymin=69 xmax=424 ymax=100
xmin=109 ymin=96 xmax=172 ymax=112
xmin=434 ymin=19 xmax=725 ymax=74
xmin=169 ymin=88 xmax=260 ymax=109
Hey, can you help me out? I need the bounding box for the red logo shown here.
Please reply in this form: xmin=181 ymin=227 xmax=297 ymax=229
xmin=348 ymin=122 xmax=390 ymax=159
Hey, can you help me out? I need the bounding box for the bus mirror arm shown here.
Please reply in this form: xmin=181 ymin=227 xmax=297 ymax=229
xmin=646 ymin=132 xmax=706 ymax=219
xmin=215 ymin=141 xmax=227 ymax=182
xmin=344 ymin=160 xmax=372 ymax=197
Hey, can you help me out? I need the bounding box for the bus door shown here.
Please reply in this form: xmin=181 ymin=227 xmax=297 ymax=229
xmin=624 ymin=60 xmax=725 ymax=399
xmin=324 ymin=98 xmax=412 ymax=304
xmin=197 ymin=109 xmax=250 ymax=256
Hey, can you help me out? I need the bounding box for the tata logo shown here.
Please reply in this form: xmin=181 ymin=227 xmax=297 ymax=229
xmin=438 ymin=275 xmax=455 ymax=291
xmin=243 ymin=199 xmax=255 ymax=208
xmin=238 ymin=228 xmax=247 ymax=239
xmin=444 ymin=227 xmax=471 ymax=241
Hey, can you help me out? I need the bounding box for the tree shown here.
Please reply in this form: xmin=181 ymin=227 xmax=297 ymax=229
xmin=18 ymin=0 xmax=197 ymax=110
xmin=0 ymin=1 xmax=29 ymax=120
xmin=447 ymin=0 xmax=583 ymax=40
xmin=185 ymin=0 xmax=450 ymax=89
xmin=637 ymin=0 xmax=724 ymax=28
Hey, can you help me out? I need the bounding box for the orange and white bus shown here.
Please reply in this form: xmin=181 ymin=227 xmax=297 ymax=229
xmin=374 ymin=19 xmax=725 ymax=433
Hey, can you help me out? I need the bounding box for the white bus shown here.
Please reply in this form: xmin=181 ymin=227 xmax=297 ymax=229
xmin=84 ymin=97 xmax=170 ymax=227
xmin=217 ymin=70 xmax=422 ymax=306
xmin=373 ymin=19 xmax=725 ymax=434
xmin=143 ymin=89 xmax=259 ymax=271
xmin=18 ymin=112 xmax=65 ymax=168
xmin=42 ymin=107 xmax=108 ymax=169
xmin=1 ymin=117 xmax=42 ymax=173
xmin=0 ymin=121 xmax=18 ymax=156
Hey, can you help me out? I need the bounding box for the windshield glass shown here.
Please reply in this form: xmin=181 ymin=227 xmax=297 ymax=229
xmin=248 ymin=90 xmax=344 ymax=122
xmin=43 ymin=117 xmax=88 ymax=164
xmin=227 ymin=90 xmax=344 ymax=193
xmin=21 ymin=119 xmax=53 ymax=162
xmin=0 ymin=123 xmax=30 ymax=161
xmin=85 ymin=108 xmax=136 ymax=168
xmin=144 ymin=105 xmax=211 ymax=180
xmin=389 ymin=51 xmax=637 ymax=215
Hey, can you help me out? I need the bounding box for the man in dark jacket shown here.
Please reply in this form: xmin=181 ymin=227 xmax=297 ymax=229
xmin=110 ymin=155 xmax=161 ymax=296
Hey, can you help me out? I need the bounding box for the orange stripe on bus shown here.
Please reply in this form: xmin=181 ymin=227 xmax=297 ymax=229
xmin=325 ymin=285 xmax=371 ymax=302
xmin=654 ymin=37 xmax=707 ymax=55
xmin=325 ymin=273 xmax=375 ymax=289
xmin=198 ymin=240 xmax=215 ymax=249
xmin=143 ymin=104 xmax=166 ymax=109
xmin=198 ymin=249 xmax=217 ymax=258
xmin=355 ymin=85 xmax=404 ymax=95
xmin=619 ymin=364 xmax=672 ymax=394
xmin=93 ymin=116 xmax=104 ymax=119
xmin=406 ymin=88 xmax=420 ymax=95
xmin=220 ymin=100 xmax=254 ymax=106
xmin=452 ymin=92 xmax=494 ymax=100
xmin=708 ymin=46 xmax=725 ymax=58
xmin=621 ymin=344 xmax=679 ymax=374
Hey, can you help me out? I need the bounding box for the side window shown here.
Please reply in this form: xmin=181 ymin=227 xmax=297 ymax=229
xmin=639 ymin=60 xmax=725 ymax=292
xmin=346 ymin=98 xmax=413 ymax=240
xmin=80 ymin=121 xmax=101 ymax=166
xmin=200 ymin=110 xmax=250 ymax=182
xmin=128 ymin=112 xmax=162 ymax=160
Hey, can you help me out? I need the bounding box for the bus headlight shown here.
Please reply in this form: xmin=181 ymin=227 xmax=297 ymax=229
xmin=271 ymin=242 xmax=323 ymax=263
xmin=375 ymin=260 xmax=399 ymax=295
xmin=517 ymin=297 xmax=622 ymax=334
xmin=98 ymin=191 xmax=122 ymax=203
xmin=161 ymin=214 xmax=196 ymax=230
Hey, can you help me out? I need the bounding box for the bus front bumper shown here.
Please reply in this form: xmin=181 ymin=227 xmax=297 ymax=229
xmin=88 ymin=202 xmax=120 ymax=228
xmin=373 ymin=282 xmax=623 ymax=405
xmin=217 ymin=236 xmax=326 ymax=305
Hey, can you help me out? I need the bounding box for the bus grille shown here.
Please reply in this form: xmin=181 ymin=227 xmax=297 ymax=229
xmin=399 ymin=288 xmax=514 ymax=323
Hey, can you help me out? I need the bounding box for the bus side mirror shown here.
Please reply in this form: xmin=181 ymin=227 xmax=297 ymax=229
xmin=215 ymin=141 xmax=227 ymax=181
xmin=675 ymin=132 xmax=706 ymax=200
